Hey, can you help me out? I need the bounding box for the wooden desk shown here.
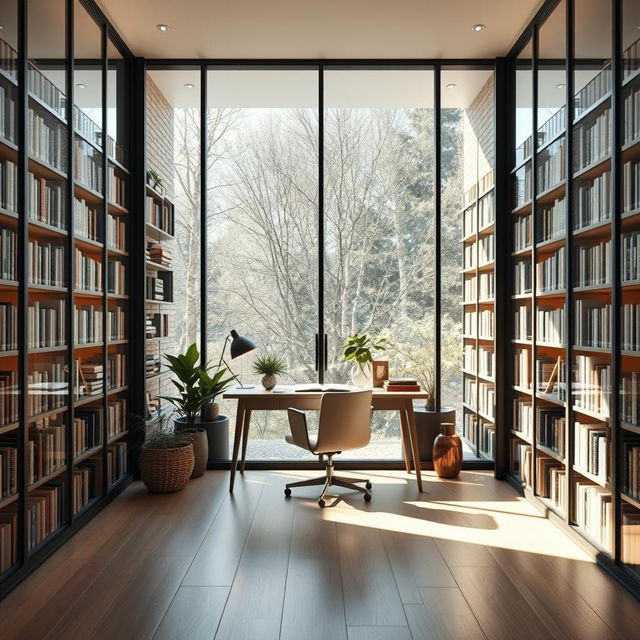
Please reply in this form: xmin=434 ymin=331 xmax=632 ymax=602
xmin=223 ymin=385 xmax=430 ymax=493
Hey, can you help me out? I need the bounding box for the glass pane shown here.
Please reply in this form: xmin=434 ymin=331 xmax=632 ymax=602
xmin=324 ymin=68 xmax=433 ymax=460
xmin=0 ymin=0 xmax=20 ymax=575
xmin=620 ymin=0 xmax=640 ymax=573
xmin=205 ymin=68 xmax=318 ymax=461
xmin=442 ymin=68 xmax=496 ymax=461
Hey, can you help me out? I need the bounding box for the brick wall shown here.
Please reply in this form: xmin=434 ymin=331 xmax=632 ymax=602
xmin=145 ymin=76 xmax=174 ymax=198
xmin=463 ymin=76 xmax=495 ymax=192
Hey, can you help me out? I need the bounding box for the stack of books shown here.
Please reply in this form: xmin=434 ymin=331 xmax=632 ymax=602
xmin=146 ymin=275 xmax=164 ymax=301
xmin=383 ymin=377 xmax=421 ymax=392
xmin=78 ymin=360 xmax=104 ymax=397
xmin=147 ymin=242 xmax=172 ymax=268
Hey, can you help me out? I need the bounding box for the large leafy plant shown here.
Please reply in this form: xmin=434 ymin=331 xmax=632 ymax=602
xmin=342 ymin=333 xmax=389 ymax=365
xmin=161 ymin=343 xmax=236 ymax=426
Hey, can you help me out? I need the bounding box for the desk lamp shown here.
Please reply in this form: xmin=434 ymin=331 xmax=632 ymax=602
xmin=218 ymin=329 xmax=256 ymax=389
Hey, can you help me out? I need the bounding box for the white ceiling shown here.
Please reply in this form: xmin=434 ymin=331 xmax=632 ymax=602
xmin=98 ymin=0 xmax=544 ymax=60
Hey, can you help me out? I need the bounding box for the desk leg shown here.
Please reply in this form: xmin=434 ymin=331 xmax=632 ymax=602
xmin=229 ymin=401 xmax=245 ymax=493
xmin=405 ymin=401 xmax=423 ymax=493
xmin=240 ymin=409 xmax=252 ymax=473
xmin=398 ymin=409 xmax=412 ymax=473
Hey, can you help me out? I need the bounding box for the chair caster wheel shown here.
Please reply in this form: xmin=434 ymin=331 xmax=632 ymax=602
xmin=318 ymin=499 xmax=325 ymax=508
xmin=364 ymin=493 xmax=372 ymax=502
xmin=284 ymin=488 xmax=291 ymax=497
xmin=365 ymin=481 xmax=372 ymax=490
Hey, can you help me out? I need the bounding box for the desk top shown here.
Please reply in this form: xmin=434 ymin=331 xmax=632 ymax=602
xmin=223 ymin=384 xmax=430 ymax=400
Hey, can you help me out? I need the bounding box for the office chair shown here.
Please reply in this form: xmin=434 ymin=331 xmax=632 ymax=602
xmin=284 ymin=389 xmax=373 ymax=507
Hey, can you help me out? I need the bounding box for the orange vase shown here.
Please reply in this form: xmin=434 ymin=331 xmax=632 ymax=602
xmin=432 ymin=423 xmax=462 ymax=478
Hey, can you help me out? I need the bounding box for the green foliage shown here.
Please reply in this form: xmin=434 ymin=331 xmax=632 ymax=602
xmin=252 ymin=354 xmax=288 ymax=377
xmin=161 ymin=343 xmax=236 ymax=425
xmin=342 ymin=333 xmax=390 ymax=365
xmin=142 ymin=429 xmax=190 ymax=450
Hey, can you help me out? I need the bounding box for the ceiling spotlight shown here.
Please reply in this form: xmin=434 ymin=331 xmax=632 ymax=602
xmin=156 ymin=24 xmax=170 ymax=32
xmin=446 ymin=83 xmax=457 ymax=89
xmin=556 ymin=83 xmax=566 ymax=89
xmin=76 ymin=83 xmax=86 ymax=89
xmin=184 ymin=83 xmax=195 ymax=89
xmin=472 ymin=24 xmax=486 ymax=32
xmin=0 ymin=25 xmax=4 ymax=30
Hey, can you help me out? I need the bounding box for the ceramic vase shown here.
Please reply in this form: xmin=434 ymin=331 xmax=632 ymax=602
xmin=432 ymin=423 xmax=462 ymax=478
xmin=262 ymin=374 xmax=277 ymax=390
xmin=351 ymin=362 xmax=373 ymax=387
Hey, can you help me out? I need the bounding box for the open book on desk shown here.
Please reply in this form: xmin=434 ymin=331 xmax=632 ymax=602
xmin=294 ymin=386 xmax=351 ymax=392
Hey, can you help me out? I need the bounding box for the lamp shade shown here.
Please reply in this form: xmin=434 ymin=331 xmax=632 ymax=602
xmin=229 ymin=329 xmax=256 ymax=359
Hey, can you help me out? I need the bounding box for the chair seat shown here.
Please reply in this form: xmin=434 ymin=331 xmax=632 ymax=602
xmin=285 ymin=433 xmax=317 ymax=452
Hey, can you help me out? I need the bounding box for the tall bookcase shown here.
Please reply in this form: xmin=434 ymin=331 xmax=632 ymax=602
xmin=507 ymin=0 xmax=640 ymax=596
xmin=0 ymin=0 xmax=133 ymax=594
xmin=461 ymin=170 xmax=496 ymax=460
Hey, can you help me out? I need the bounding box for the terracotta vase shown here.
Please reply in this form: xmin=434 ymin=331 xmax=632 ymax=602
xmin=432 ymin=423 xmax=462 ymax=478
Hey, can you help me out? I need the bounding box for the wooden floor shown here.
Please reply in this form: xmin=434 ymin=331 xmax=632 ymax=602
xmin=1 ymin=469 xmax=639 ymax=640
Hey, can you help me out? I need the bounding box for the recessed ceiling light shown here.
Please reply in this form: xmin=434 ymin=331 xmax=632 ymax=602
xmin=156 ymin=24 xmax=169 ymax=32
xmin=472 ymin=24 xmax=486 ymax=32
xmin=556 ymin=83 xmax=565 ymax=89
xmin=76 ymin=83 xmax=86 ymax=89
xmin=0 ymin=25 xmax=4 ymax=30
xmin=184 ymin=83 xmax=195 ymax=89
xmin=446 ymin=83 xmax=457 ymax=89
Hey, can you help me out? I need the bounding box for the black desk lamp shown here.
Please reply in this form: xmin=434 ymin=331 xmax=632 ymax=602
xmin=218 ymin=329 xmax=256 ymax=389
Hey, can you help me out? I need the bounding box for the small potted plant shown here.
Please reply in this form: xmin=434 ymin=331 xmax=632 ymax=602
xmin=139 ymin=426 xmax=194 ymax=493
xmin=161 ymin=343 xmax=216 ymax=478
xmin=252 ymin=354 xmax=287 ymax=390
xmin=342 ymin=333 xmax=389 ymax=387
xmin=146 ymin=169 xmax=164 ymax=194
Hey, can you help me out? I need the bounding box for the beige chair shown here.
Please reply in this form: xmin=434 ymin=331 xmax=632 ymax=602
xmin=284 ymin=389 xmax=373 ymax=507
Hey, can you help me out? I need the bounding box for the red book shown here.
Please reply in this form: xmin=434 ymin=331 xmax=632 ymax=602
xmin=383 ymin=385 xmax=421 ymax=392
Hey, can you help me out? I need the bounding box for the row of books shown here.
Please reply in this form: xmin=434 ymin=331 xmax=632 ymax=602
xmin=478 ymin=234 xmax=494 ymax=265
xmin=463 ymin=378 xmax=495 ymax=419
xmin=27 ymin=483 xmax=64 ymax=552
xmin=28 ymin=240 xmax=65 ymax=287
xmin=108 ymin=167 xmax=127 ymax=209
xmin=107 ymin=353 xmax=127 ymax=389
xmin=576 ymin=300 xmax=611 ymax=349
xmin=621 ymin=372 xmax=640 ymax=425
xmin=536 ymin=305 xmax=565 ymax=345
xmin=479 ymin=271 xmax=494 ymax=300
xmin=574 ymin=355 xmax=611 ymax=417
xmin=575 ymin=171 xmax=611 ymax=229
xmin=109 ymin=306 xmax=127 ymax=341
xmin=476 ymin=346 xmax=495 ymax=379
xmin=478 ymin=191 xmax=494 ymax=228
xmin=107 ymin=441 xmax=127 ymax=486
xmin=147 ymin=242 xmax=172 ymax=268
xmin=73 ymin=408 xmax=102 ymax=458
xmin=537 ymin=407 xmax=565 ymax=456
xmin=622 ymin=303 xmax=640 ymax=352
xmin=463 ymin=274 xmax=476 ymax=301
xmin=107 ymin=398 xmax=127 ymax=439
xmin=74 ymin=140 xmax=103 ymax=194
xmin=625 ymin=438 xmax=640 ymax=500
xmin=574 ymin=108 xmax=610 ymax=172
xmin=514 ymin=347 xmax=532 ymax=389
xmin=27 ymin=362 xmax=67 ymax=416
xmin=74 ymin=109 xmax=101 ymax=150
xmin=575 ymin=240 xmax=610 ymax=287
xmin=29 ymin=109 xmax=64 ymax=171
xmin=462 ymin=413 xmax=476 ymax=445
xmin=0 ymin=371 xmax=18 ymax=425
xmin=74 ymin=248 xmax=102 ymax=293
xmin=0 ymin=446 xmax=17 ymax=499
xmin=514 ymin=259 xmax=532 ymax=295
xmin=28 ymin=419 xmax=65 ymax=484
xmin=513 ymin=398 xmax=533 ymax=438
xmin=513 ymin=163 xmax=532 ymax=210
xmin=146 ymin=312 xmax=170 ymax=339
xmin=575 ymin=421 xmax=608 ymax=483
xmin=623 ymin=83 xmax=640 ymax=146
xmin=0 ymin=228 xmax=16 ymax=281
xmin=463 ymin=345 xmax=476 ymax=372
xmin=146 ymin=276 xmax=166 ymax=301
xmin=575 ymin=482 xmax=612 ymax=550
xmin=0 ymin=82 xmax=16 ymax=144
xmin=537 ymin=139 xmax=565 ymax=194
xmin=536 ymin=456 xmax=565 ymax=511
xmin=622 ymin=231 xmax=640 ymax=283
xmin=28 ymin=299 xmax=65 ymax=348
xmin=74 ymin=197 xmax=101 ymax=242
xmin=463 ymin=243 xmax=476 ymax=270
xmin=622 ymin=506 xmax=640 ymax=570
xmin=513 ymin=214 xmax=531 ymax=252
xmin=537 ymin=246 xmax=566 ymax=293
xmin=0 ymin=158 xmax=17 ymax=213
xmin=479 ymin=420 xmax=496 ymax=458
xmin=145 ymin=196 xmax=174 ymax=235
xmin=539 ymin=197 xmax=565 ymax=242
xmin=463 ymin=203 xmax=477 ymax=237
xmin=72 ymin=461 xmax=100 ymax=515
xmin=478 ymin=309 xmax=494 ymax=338
xmin=512 ymin=442 xmax=532 ymax=486
xmin=623 ymin=159 xmax=640 ymax=213
xmin=514 ymin=304 xmax=532 ymax=341
xmin=28 ymin=174 xmax=65 ymax=229
xmin=107 ymin=260 xmax=127 ymax=296
xmin=75 ymin=304 xmax=103 ymax=345
xmin=0 ymin=504 xmax=17 ymax=574
xmin=107 ymin=215 xmax=126 ymax=252
xmin=0 ymin=303 xmax=16 ymax=351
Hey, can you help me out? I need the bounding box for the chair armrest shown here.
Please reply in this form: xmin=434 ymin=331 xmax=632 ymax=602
xmin=287 ymin=408 xmax=312 ymax=451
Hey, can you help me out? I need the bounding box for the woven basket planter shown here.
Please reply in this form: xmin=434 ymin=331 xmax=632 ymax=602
xmin=140 ymin=443 xmax=194 ymax=493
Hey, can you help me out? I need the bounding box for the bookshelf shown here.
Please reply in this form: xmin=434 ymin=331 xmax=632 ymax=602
xmin=0 ymin=2 xmax=132 ymax=594
xmin=507 ymin=0 xmax=640 ymax=596
xmin=461 ymin=170 xmax=496 ymax=459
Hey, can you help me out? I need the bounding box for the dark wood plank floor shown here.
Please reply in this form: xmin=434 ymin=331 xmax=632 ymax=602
xmin=1 ymin=469 xmax=639 ymax=640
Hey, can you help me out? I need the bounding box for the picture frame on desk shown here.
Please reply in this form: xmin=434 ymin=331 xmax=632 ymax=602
xmin=372 ymin=360 xmax=389 ymax=387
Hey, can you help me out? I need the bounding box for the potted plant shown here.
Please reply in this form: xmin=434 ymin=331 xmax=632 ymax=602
xmin=342 ymin=333 xmax=389 ymax=387
xmin=146 ymin=169 xmax=164 ymax=194
xmin=161 ymin=343 xmax=217 ymax=478
xmin=197 ymin=366 xmax=237 ymax=462
xmin=252 ymin=354 xmax=287 ymax=390
xmin=139 ymin=427 xmax=194 ymax=493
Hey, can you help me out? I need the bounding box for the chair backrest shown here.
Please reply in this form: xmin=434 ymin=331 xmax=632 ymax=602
xmin=314 ymin=389 xmax=373 ymax=454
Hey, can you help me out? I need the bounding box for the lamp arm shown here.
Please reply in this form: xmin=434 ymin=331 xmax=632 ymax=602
xmin=218 ymin=334 xmax=231 ymax=370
